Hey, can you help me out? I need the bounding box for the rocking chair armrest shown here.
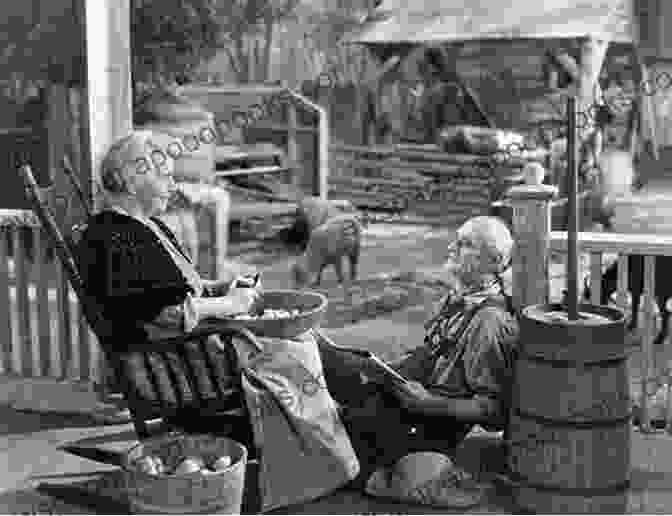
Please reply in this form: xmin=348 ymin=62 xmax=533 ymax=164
xmin=122 ymin=321 xmax=261 ymax=353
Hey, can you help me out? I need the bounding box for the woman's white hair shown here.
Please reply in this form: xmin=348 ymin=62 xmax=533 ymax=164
xmin=458 ymin=216 xmax=514 ymax=274
xmin=99 ymin=130 xmax=157 ymax=195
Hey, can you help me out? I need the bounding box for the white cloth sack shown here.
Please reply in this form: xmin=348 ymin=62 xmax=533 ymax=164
xmin=239 ymin=331 xmax=360 ymax=512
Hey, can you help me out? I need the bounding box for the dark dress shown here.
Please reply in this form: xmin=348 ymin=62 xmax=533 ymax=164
xmin=74 ymin=210 xmax=237 ymax=425
xmin=75 ymin=210 xmax=200 ymax=341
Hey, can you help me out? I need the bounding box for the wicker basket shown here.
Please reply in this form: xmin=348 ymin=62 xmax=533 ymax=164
xmin=228 ymin=290 xmax=328 ymax=339
xmin=121 ymin=433 xmax=247 ymax=514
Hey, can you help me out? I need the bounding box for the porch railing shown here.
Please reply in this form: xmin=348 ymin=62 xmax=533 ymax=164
xmin=0 ymin=209 xmax=101 ymax=383
xmin=508 ymin=179 xmax=671 ymax=432
xmin=0 ymin=200 xmax=229 ymax=387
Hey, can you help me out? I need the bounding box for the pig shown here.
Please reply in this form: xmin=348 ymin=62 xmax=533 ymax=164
xmin=291 ymin=213 xmax=362 ymax=301
xmin=279 ymin=197 xmax=362 ymax=251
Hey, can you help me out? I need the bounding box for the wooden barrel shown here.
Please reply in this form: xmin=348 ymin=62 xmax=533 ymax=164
xmin=507 ymin=303 xmax=629 ymax=514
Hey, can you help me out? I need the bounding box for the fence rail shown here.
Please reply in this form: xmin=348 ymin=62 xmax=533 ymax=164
xmin=0 ymin=210 xmax=101 ymax=383
xmin=329 ymin=142 xmax=534 ymax=225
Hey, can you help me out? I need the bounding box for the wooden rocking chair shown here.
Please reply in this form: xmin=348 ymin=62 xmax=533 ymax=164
xmin=18 ymin=163 xmax=261 ymax=451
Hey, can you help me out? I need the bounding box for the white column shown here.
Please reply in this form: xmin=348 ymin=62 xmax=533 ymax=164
xmin=82 ymin=0 xmax=132 ymax=389
xmin=83 ymin=0 xmax=133 ymax=211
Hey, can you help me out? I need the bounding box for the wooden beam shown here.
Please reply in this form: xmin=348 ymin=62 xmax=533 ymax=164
xmin=78 ymin=0 xmax=132 ymax=389
xmin=82 ymin=0 xmax=133 ymax=211
xmin=576 ymin=38 xmax=609 ymax=138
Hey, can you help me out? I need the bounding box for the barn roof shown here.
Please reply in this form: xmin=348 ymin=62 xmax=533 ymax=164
xmin=344 ymin=0 xmax=633 ymax=46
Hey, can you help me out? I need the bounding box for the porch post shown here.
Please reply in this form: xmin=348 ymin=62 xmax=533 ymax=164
xmin=82 ymin=0 xmax=133 ymax=211
xmin=80 ymin=0 xmax=132 ymax=389
xmin=505 ymin=179 xmax=558 ymax=312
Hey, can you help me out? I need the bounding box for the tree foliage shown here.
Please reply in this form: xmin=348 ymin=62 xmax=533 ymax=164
xmin=215 ymin=0 xmax=302 ymax=83
xmin=131 ymin=0 xmax=225 ymax=86
xmin=0 ymin=0 xmax=375 ymax=98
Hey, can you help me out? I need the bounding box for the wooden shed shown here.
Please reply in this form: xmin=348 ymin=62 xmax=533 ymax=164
xmin=333 ymin=0 xmax=670 ymax=227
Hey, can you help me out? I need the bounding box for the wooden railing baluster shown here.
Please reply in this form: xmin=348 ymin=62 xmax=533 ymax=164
xmin=34 ymin=228 xmax=52 ymax=377
xmin=55 ymin=260 xmax=74 ymax=379
xmin=76 ymin=295 xmax=91 ymax=382
xmin=0 ymin=229 xmax=12 ymax=374
xmin=589 ymin=252 xmax=602 ymax=305
xmin=666 ymin=359 xmax=672 ymax=435
xmin=13 ymin=226 xmax=32 ymax=377
xmin=639 ymin=255 xmax=658 ymax=433
xmin=614 ymin=254 xmax=630 ymax=318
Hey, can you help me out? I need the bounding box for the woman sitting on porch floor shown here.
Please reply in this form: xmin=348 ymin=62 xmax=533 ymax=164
xmin=315 ymin=215 xmax=519 ymax=507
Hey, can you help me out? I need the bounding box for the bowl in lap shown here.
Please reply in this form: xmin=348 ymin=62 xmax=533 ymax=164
xmin=210 ymin=290 xmax=328 ymax=339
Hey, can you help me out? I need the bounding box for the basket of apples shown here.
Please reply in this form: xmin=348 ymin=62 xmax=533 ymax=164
xmin=121 ymin=433 xmax=247 ymax=514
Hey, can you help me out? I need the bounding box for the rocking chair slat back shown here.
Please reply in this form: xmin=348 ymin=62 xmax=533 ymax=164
xmin=61 ymin=155 xmax=91 ymax=217
xmin=0 ymin=230 xmax=12 ymax=374
xmin=13 ymin=224 xmax=33 ymax=376
xmin=18 ymin=165 xmax=111 ymax=339
xmin=33 ymin=225 xmax=53 ymax=377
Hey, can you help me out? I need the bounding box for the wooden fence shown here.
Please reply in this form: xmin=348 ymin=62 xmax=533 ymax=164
xmin=329 ymin=143 xmax=544 ymax=226
xmin=0 ymin=206 xmax=226 ymax=386
xmin=0 ymin=210 xmax=100 ymax=382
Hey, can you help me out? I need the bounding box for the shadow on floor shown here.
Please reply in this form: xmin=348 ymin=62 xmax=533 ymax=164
xmin=42 ymin=428 xmax=515 ymax=514
xmin=0 ymin=406 xmax=128 ymax=437
xmin=57 ymin=428 xmax=142 ymax=467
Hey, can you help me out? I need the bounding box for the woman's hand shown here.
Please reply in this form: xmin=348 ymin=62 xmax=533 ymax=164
xmin=226 ymin=285 xmax=262 ymax=315
xmin=204 ymin=278 xmax=233 ymax=297
xmin=205 ymin=273 xmax=262 ymax=298
xmin=233 ymin=273 xmax=261 ymax=290
xmin=391 ymin=380 xmax=432 ymax=412
xmin=194 ymin=285 xmax=262 ymax=320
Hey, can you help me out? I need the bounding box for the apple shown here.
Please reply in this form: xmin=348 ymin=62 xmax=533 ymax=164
xmin=173 ymin=457 xmax=205 ymax=475
xmin=135 ymin=456 xmax=160 ymax=476
xmin=210 ymin=455 xmax=232 ymax=471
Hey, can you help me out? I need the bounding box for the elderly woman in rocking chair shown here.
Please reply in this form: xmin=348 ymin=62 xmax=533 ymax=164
xmin=75 ymin=130 xmax=361 ymax=511
xmin=76 ymin=130 xmax=261 ymax=338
